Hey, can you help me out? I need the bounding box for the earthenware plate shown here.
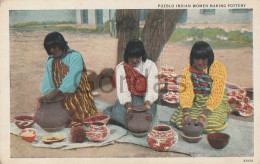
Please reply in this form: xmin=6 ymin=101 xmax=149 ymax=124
xmin=42 ymin=133 xmax=65 ymax=144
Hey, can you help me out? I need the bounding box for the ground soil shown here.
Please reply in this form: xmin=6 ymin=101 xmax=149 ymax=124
xmin=9 ymin=24 xmax=253 ymax=158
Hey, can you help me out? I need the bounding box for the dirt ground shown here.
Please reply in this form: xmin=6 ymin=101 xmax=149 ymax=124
xmin=9 ymin=24 xmax=253 ymax=158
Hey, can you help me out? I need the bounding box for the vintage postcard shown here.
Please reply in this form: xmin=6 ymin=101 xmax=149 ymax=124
xmin=0 ymin=0 xmax=259 ymax=164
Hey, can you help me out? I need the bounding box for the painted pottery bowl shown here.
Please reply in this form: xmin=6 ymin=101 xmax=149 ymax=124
xmin=147 ymin=125 xmax=178 ymax=152
xmin=85 ymin=122 xmax=110 ymax=142
xmin=207 ymin=132 xmax=230 ymax=149
xmin=14 ymin=115 xmax=35 ymax=129
xmin=19 ymin=128 xmax=37 ymax=142
xmin=83 ymin=114 xmax=110 ymax=126
xmin=181 ymin=131 xmax=203 ymax=143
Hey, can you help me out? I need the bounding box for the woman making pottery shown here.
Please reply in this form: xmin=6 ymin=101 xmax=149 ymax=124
xmin=103 ymin=39 xmax=158 ymax=129
xmin=39 ymin=31 xmax=99 ymax=127
xmin=170 ymin=41 xmax=231 ymax=133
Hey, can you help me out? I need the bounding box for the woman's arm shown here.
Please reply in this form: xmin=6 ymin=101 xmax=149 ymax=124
xmin=58 ymin=52 xmax=83 ymax=93
xmin=116 ymin=63 xmax=132 ymax=105
xmin=205 ymin=60 xmax=227 ymax=111
xmin=144 ymin=61 xmax=159 ymax=105
xmin=40 ymin=58 xmax=56 ymax=95
xmin=179 ymin=64 xmax=194 ymax=109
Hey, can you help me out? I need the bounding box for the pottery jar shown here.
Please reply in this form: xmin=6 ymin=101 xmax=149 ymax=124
xmin=85 ymin=122 xmax=109 ymax=142
xmin=124 ymin=106 xmax=152 ymax=137
xmin=182 ymin=119 xmax=203 ymax=137
xmin=34 ymin=96 xmax=70 ymax=132
xmin=147 ymin=125 xmax=178 ymax=151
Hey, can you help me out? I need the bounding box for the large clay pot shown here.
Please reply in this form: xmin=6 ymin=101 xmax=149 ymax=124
xmin=182 ymin=119 xmax=203 ymax=137
xmin=147 ymin=125 xmax=178 ymax=151
xmin=34 ymin=96 xmax=70 ymax=132
xmin=124 ymin=106 xmax=152 ymax=137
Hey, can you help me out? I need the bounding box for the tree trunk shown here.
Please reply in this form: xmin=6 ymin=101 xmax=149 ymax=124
xmin=141 ymin=9 xmax=184 ymax=62
xmin=116 ymin=9 xmax=139 ymax=64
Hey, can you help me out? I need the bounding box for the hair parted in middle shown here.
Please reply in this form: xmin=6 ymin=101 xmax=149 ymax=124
xmin=190 ymin=41 xmax=214 ymax=73
xmin=44 ymin=31 xmax=69 ymax=55
xmin=123 ymin=39 xmax=147 ymax=63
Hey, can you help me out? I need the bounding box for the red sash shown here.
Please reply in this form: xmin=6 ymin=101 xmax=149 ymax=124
xmin=124 ymin=62 xmax=147 ymax=96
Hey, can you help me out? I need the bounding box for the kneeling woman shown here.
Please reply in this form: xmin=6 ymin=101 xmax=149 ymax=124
xmin=104 ymin=39 xmax=158 ymax=128
xmin=170 ymin=41 xmax=231 ymax=133
xmin=40 ymin=32 xmax=99 ymax=127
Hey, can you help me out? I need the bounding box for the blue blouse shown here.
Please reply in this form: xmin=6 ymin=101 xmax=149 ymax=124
xmin=40 ymin=50 xmax=83 ymax=95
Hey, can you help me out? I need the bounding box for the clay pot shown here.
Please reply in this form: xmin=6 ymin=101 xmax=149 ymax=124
xmin=124 ymin=106 xmax=152 ymax=137
xmin=207 ymin=132 xmax=230 ymax=149
xmin=182 ymin=119 xmax=203 ymax=137
xmin=85 ymin=122 xmax=110 ymax=142
xmin=147 ymin=125 xmax=178 ymax=152
xmin=34 ymin=96 xmax=70 ymax=132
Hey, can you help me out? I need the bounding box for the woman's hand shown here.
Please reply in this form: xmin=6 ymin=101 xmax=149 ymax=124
xmin=126 ymin=106 xmax=133 ymax=113
xmin=144 ymin=100 xmax=151 ymax=110
xmin=195 ymin=116 xmax=207 ymax=128
xmin=181 ymin=108 xmax=191 ymax=125
xmin=40 ymin=90 xmax=62 ymax=101
xmin=181 ymin=114 xmax=191 ymax=126
xmin=195 ymin=108 xmax=211 ymax=128
xmin=124 ymin=102 xmax=133 ymax=113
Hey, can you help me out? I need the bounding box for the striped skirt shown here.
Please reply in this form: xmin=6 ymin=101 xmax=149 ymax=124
xmin=52 ymin=59 xmax=99 ymax=127
xmin=170 ymin=92 xmax=232 ymax=133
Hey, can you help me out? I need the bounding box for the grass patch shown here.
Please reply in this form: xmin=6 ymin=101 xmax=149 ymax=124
xmin=10 ymin=21 xmax=111 ymax=33
xmin=168 ymin=27 xmax=252 ymax=48
xmin=10 ymin=21 xmax=75 ymax=28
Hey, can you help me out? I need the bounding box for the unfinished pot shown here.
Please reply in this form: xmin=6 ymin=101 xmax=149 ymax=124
xmin=34 ymin=96 xmax=70 ymax=132
xmin=182 ymin=119 xmax=203 ymax=137
xmin=124 ymin=106 xmax=152 ymax=137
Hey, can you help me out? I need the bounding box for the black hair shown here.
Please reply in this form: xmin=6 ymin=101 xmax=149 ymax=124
xmin=190 ymin=41 xmax=214 ymax=73
xmin=44 ymin=32 xmax=69 ymax=55
xmin=123 ymin=39 xmax=147 ymax=63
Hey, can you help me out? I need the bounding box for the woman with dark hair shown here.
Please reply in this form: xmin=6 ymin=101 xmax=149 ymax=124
xmin=40 ymin=32 xmax=99 ymax=127
xmin=170 ymin=41 xmax=231 ymax=133
xmin=103 ymin=39 xmax=158 ymax=128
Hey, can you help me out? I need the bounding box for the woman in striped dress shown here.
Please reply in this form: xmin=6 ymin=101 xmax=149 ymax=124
xmin=170 ymin=41 xmax=231 ymax=133
xmin=39 ymin=32 xmax=99 ymax=127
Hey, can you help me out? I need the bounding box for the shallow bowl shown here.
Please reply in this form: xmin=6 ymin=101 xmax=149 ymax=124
xmin=14 ymin=115 xmax=35 ymax=129
xmin=181 ymin=131 xmax=203 ymax=143
xmin=83 ymin=114 xmax=110 ymax=126
xmin=19 ymin=128 xmax=37 ymax=142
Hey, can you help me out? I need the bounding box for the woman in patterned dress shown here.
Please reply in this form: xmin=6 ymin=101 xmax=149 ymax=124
xmin=39 ymin=32 xmax=99 ymax=127
xmin=170 ymin=41 xmax=231 ymax=133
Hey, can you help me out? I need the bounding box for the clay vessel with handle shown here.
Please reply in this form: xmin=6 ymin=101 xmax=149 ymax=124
xmin=124 ymin=106 xmax=152 ymax=137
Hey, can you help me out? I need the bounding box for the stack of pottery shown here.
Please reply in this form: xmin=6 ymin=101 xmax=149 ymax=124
xmin=147 ymin=125 xmax=178 ymax=151
xmin=34 ymin=96 xmax=70 ymax=132
xmin=85 ymin=122 xmax=110 ymax=142
xmin=124 ymin=106 xmax=152 ymax=137
xmin=181 ymin=119 xmax=203 ymax=143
